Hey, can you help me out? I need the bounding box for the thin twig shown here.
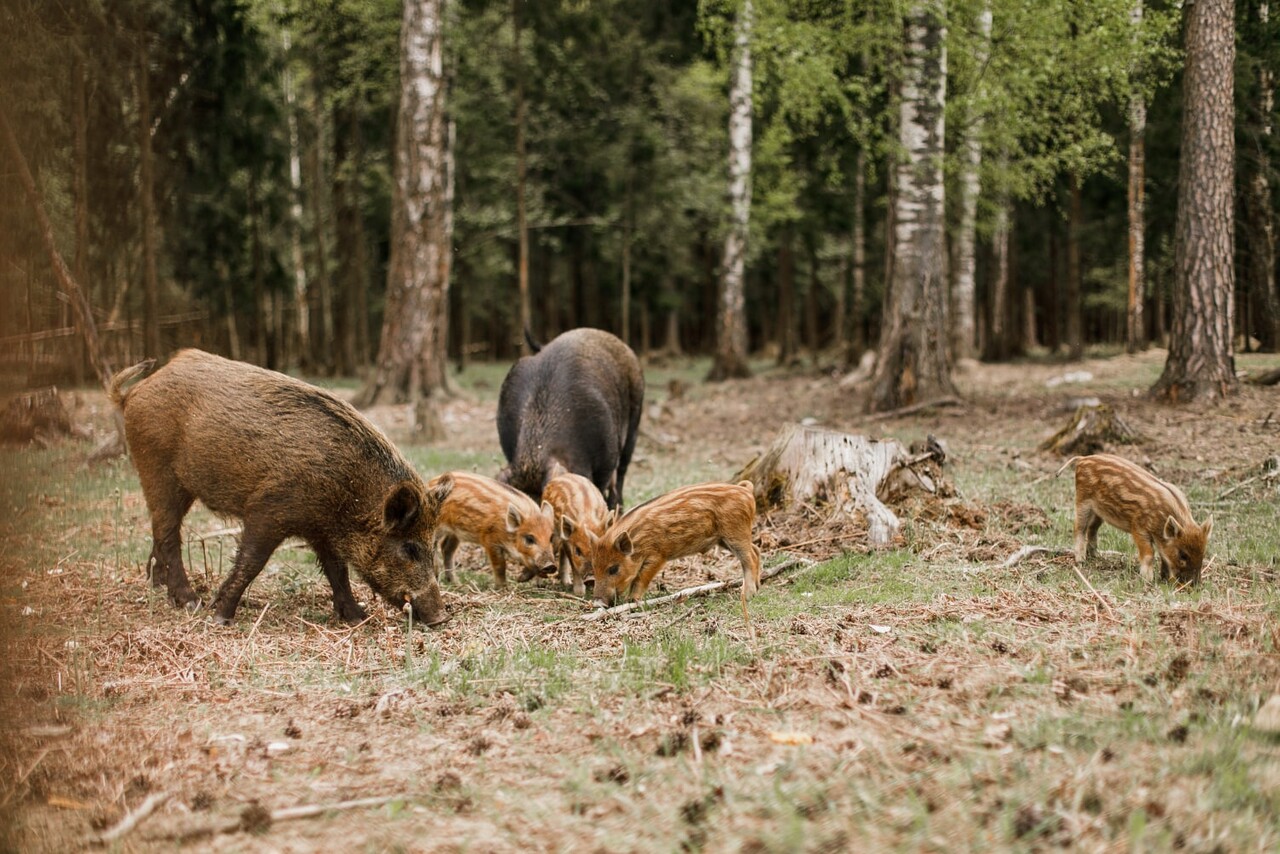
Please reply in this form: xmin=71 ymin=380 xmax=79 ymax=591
xmin=863 ymin=396 xmax=964 ymax=423
xmin=1000 ymin=545 xmax=1073 ymax=569
xmin=1069 ymin=562 xmax=1116 ymax=620
xmin=85 ymin=790 xmax=171 ymax=846
xmin=144 ymin=794 xmax=407 ymax=842
xmin=577 ymin=558 xmax=813 ymax=622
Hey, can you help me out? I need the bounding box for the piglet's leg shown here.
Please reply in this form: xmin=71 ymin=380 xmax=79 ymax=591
xmin=484 ymin=545 xmax=508 ymax=589
xmin=211 ymin=524 xmax=286 ymax=625
xmin=439 ymin=534 xmax=460 ymax=584
xmin=630 ymin=558 xmax=668 ymax=602
xmin=1074 ymin=503 xmax=1100 ymax=563
xmin=1132 ymin=529 xmax=1157 ymax=582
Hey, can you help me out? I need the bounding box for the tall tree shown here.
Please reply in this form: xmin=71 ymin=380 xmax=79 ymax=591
xmin=1248 ymin=0 xmax=1278 ymax=350
xmin=951 ymin=2 xmax=990 ymax=362
xmin=869 ymin=0 xmax=954 ymax=411
xmin=137 ymin=35 xmax=162 ymax=359
xmin=357 ymin=0 xmax=452 ymax=409
xmin=1151 ymin=0 xmax=1237 ymax=401
xmin=513 ymin=0 xmax=532 ymax=351
xmin=708 ymin=0 xmax=753 ymax=382
xmin=1126 ymin=0 xmax=1147 ymax=353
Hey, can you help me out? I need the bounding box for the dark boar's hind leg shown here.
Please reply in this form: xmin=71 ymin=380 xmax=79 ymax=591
xmin=210 ymin=524 xmax=286 ymax=626
xmin=313 ymin=541 xmax=367 ymax=623
xmin=439 ymin=534 xmax=460 ymax=584
xmin=139 ymin=476 xmax=196 ymax=606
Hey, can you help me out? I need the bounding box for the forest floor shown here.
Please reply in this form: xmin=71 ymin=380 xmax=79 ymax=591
xmin=2 ymin=347 xmax=1279 ymax=852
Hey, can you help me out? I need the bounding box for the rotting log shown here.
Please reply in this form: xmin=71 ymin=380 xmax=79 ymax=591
xmin=735 ymin=424 xmax=943 ymax=546
xmin=1038 ymin=403 xmax=1145 ymax=457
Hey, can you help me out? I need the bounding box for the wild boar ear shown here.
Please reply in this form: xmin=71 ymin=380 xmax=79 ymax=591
xmin=560 ymin=515 xmax=577 ymax=538
xmin=1201 ymin=515 xmax=1213 ymax=539
xmin=383 ymin=482 xmax=423 ymax=534
xmin=506 ymin=503 xmax=523 ymax=533
xmin=541 ymin=500 xmax=555 ymax=519
xmin=1164 ymin=516 xmax=1183 ymax=539
xmin=617 ymin=531 xmax=634 ymax=556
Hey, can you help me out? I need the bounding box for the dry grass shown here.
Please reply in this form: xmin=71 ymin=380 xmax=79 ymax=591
xmin=2 ymin=348 xmax=1279 ymax=851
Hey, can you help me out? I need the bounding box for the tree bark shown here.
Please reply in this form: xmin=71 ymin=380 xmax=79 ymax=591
xmin=869 ymin=1 xmax=955 ymax=412
xmin=776 ymin=228 xmax=796 ymax=366
xmin=1126 ymin=0 xmax=1147 ymax=354
xmin=708 ymin=0 xmax=753 ymax=381
xmin=513 ymin=0 xmax=532 ymax=353
xmin=73 ymin=51 xmax=90 ymax=383
xmin=0 ymin=104 xmax=111 ymax=387
xmin=1250 ymin=0 xmax=1278 ymax=351
xmin=283 ymin=28 xmax=310 ymax=371
xmin=137 ymin=38 xmax=162 ymax=360
xmin=952 ymin=3 xmax=991 ymax=362
xmin=1065 ymin=173 xmax=1084 ymax=360
xmin=848 ymin=147 xmax=867 ymax=362
xmin=356 ymin=0 xmax=452 ymax=409
xmin=1151 ymin=0 xmax=1237 ymax=402
xmin=985 ymin=201 xmax=1011 ymax=360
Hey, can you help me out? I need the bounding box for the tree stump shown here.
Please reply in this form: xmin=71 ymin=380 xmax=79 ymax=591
xmin=1038 ymin=403 xmax=1145 ymax=457
xmin=735 ymin=424 xmax=942 ymax=545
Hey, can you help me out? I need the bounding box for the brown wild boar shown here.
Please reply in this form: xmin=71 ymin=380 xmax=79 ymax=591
xmin=109 ymin=350 xmax=454 ymax=626
xmin=588 ymin=481 xmax=761 ymax=617
xmin=524 ymin=470 xmax=610 ymax=597
xmin=1061 ymin=453 xmax=1213 ymax=585
xmin=497 ymin=328 xmax=644 ymax=509
xmin=428 ymin=471 xmax=556 ymax=588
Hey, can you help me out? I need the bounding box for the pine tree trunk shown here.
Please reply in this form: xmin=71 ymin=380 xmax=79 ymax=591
xmin=1152 ymin=0 xmax=1237 ymax=401
xmin=1251 ymin=0 xmax=1278 ymax=351
xmin=869 ymin=1 xmax=955 ymax=412
xmin=307 ymin=100 xmax=334 ymax=373
xmin=513 ymin=0 xmax=532 ymax=353
xmin=952 ymin=3 xmax=991 ymax=362
xmin=1046 ymin=223 xmax=1061 ymax=352
xmin=708 ymin=0 xmax=753 ymax=381
xmin=73 ymin=52 xmax=90 ymax=383
xmin=986 ymin=201 xmax=1011 ymax=360
xmin=1066 ymin=173 xmax=1084 ymax=360
xmin=357 ymin=0 xmax=452 ymax=409
xmin=621 ymin=180 xmax=633 ymax=344
xmin=805 ymin=239 xmax=820 ymax=363
xmin=776 ymin=228 xmax=795 ymax=366
xmin=848 ymin=147 xmax=867 ymax=362
xmin=1126 ymin=0 xmax=1147 ymax=354
xmin=137 ymin=39 xmax=162 ymax=360
xmin=283 ymin=29 xmax=310 ymax=372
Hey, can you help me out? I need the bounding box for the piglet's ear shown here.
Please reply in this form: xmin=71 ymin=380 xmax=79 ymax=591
xmin=541 ymin=500 xmax=555 ymax=519
xmin=560 ymin=515 xmax=577 ymax=539
xmin=426 ymin=474 xmax=454 ymax=511
xmin=384 ymin=482 xmax=423 ymax=534
xmin=1164 ymin=516 xmax=1183 ymax=539
xmin=1201 ymin=515 xmax=1213 ymax=539
xmin=617 ymin=531 xmax=634 ymax=556
xmin=506 ymin=503 xmax=524 ymax=533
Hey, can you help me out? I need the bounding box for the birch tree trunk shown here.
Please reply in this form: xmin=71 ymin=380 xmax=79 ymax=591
xmin=869 ymin=1 xmax=955 ymax=412
xmin=356 ymin=0 xmax=452 ymax=408
xmin=848 ymin=147 xmax=867 ymax=362
xmin=708 ymin=0 xmax=753 ymax=381
xmin=283 ymin=29 xmax=310 ymax=371
xmin=1066 ymin=173 xmax=1084 ymax=360
xmin=1152 ymin=0 xmax=1237 ymax=401
xmin=952 ymin=3 xmax=991 ymax=362
xmin=1126 ymin=0 xmax=1147 ymax=354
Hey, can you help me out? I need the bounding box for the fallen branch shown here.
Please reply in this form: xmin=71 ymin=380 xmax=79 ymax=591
xmin=1000 ymin=545 xmax=1073 ymax=569
xmin=578 ymin=557 xmax=814 ymax=622
xmin=863 ymin=396 xmax=965 ymax=423
xmin=1069 ymin=562 xmax=1116 ymax=620
xmin=144 ymin=794 xmax=407 ymax=842
xmin=85 ymin=790 xmax=171 ymax=846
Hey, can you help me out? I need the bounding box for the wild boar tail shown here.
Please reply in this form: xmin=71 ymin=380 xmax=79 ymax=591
xmin=108 ymin=359 xmax=158 ymax=409
xmin=523 ymin=326 xmax=544 ymax=354
xmin=1054 ymin=456 xmax=1081 ymax=478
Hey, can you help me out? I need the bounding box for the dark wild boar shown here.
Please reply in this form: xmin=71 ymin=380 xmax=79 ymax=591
xmin=428 ymin=471 xmax=556 ymax=588
xmin=110 ymin=350 xmax=454 ymax=626
xmin=588 ymin=481 xmax=761 ymax=620
xmin=497 ymin=328 xmax=644 ymax=509
xmin=525 ymin=470 xmax=611 ymax=597
xmin=1060 ymin=453 xmax=1213 ymax=585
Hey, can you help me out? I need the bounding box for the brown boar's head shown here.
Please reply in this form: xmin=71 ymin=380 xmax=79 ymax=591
xmin=590 ymin=528 xmax=643 ymax=608
xmin=1158 ymin=514 xmax=1213 ymax=585
xmin=363 ymin=475 xmax=454 ymax=625
xmin=505 ymin=500 xmax=557 ymax=576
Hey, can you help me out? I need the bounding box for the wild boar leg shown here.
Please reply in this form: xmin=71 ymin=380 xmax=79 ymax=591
xmin=726 ymin=540 xmax=762 ymax=600
xmin=558 ymin=550 xmax=572 ymax=589
xmin=138 ymin=475 xmax=193 ymax=594
xmin=439 ymin=534 xmax=460 ymax=584
xmin=630 ymin=557 xmax=668 ymax=602
xmin=483 ymin=544 xmax=508 ymax=589
xmin=313 ymin=541 xmax=368 ymax=623
xmin=210 ymin=526 xmax=286 ymax=625
xmin=1132 ymin=529 xmax=1157 ymax=582
xmin=1074 ymin=503 xmax=1101 ymax=562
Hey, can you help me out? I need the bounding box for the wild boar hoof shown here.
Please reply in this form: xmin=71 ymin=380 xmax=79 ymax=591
xmin=211 ymin=613 xmax=233 ymax=627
